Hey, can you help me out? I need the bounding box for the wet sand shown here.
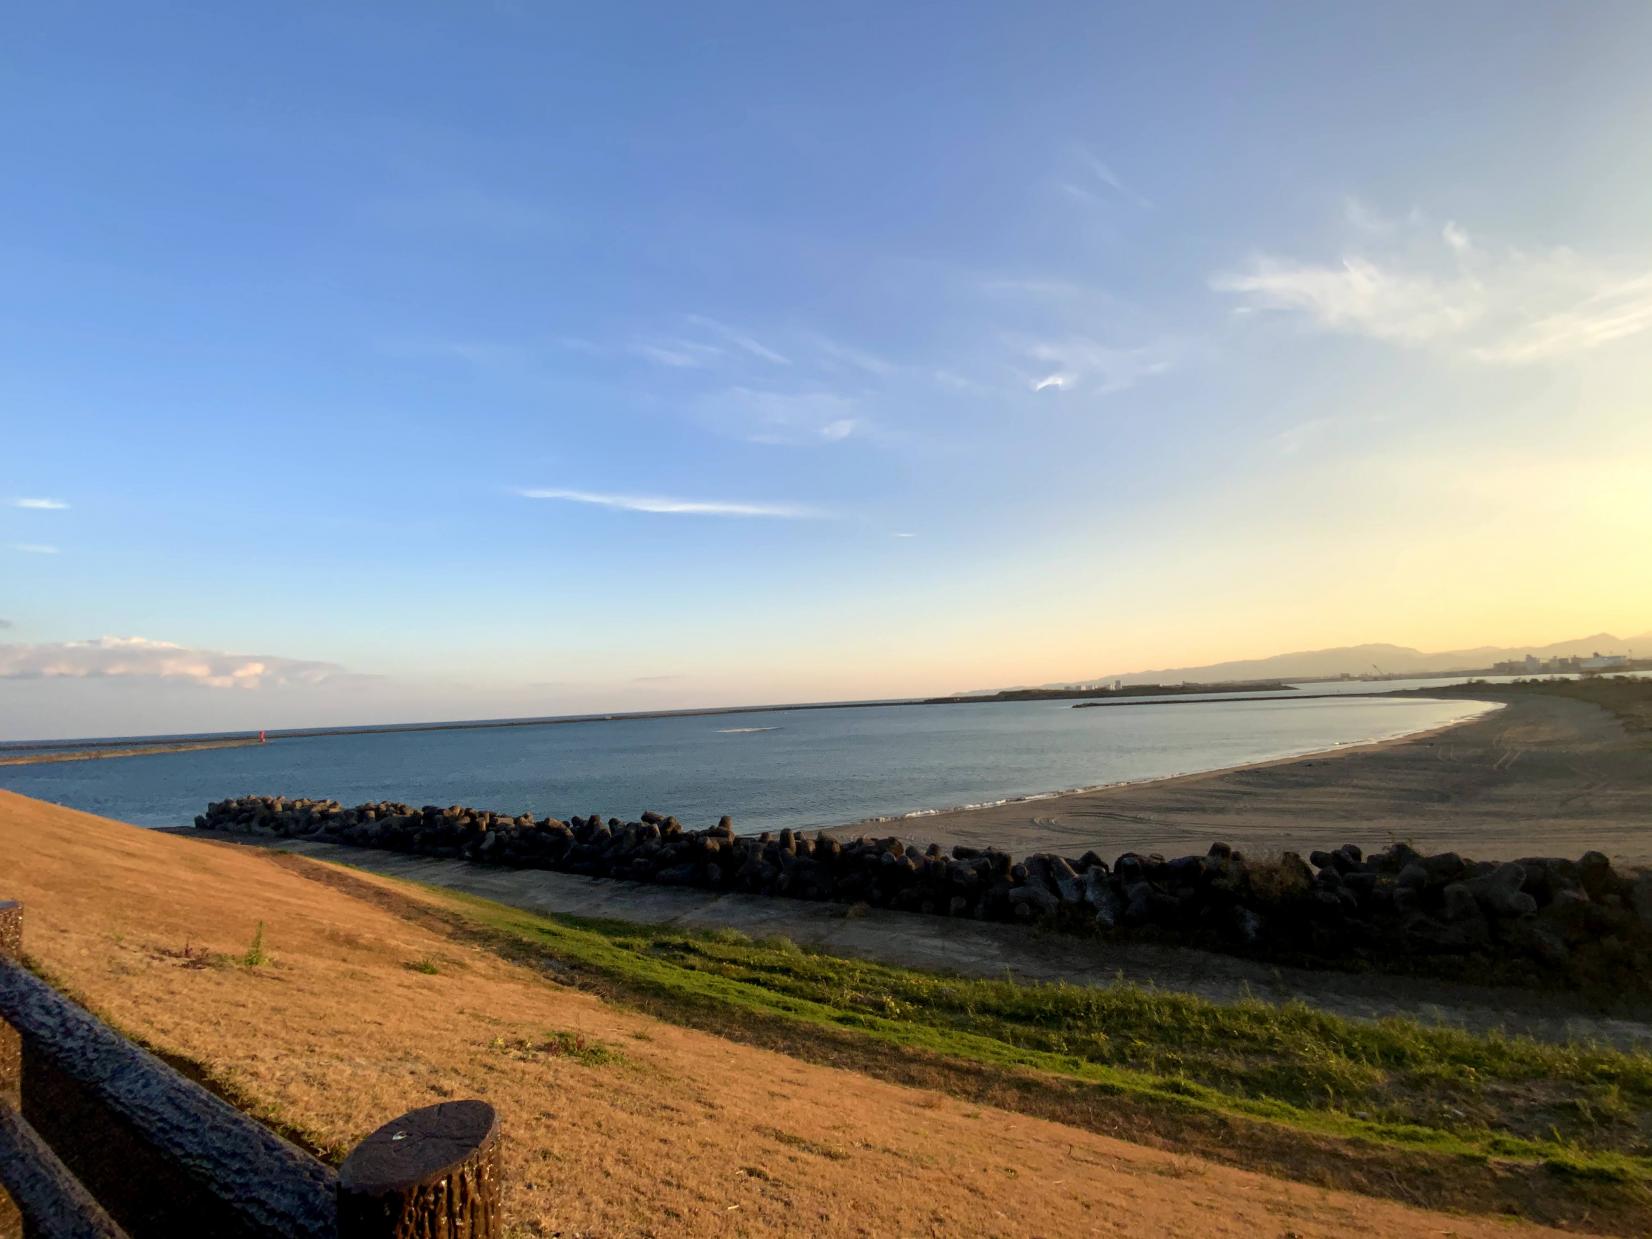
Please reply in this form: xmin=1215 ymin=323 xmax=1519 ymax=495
xmin=831 ymin=692 xmax=1652 ymax=866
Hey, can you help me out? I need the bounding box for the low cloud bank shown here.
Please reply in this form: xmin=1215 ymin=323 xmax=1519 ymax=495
xmin=0 ymin=636 xmax=356 ymax=690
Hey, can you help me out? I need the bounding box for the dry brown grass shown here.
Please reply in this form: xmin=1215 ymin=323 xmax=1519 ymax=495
xmin=1 ymin=789 xmax=1582 ymax=1238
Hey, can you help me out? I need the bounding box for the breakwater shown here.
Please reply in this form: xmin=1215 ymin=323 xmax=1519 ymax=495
xmin=194 ymin=796 xmax=1652 ymax=990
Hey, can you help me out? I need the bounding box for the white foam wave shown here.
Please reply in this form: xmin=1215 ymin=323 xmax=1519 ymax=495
xmin=717 ymin=726 xmax=779 ymax=734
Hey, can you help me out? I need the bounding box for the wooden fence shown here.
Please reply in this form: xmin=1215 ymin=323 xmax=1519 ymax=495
xmin=0 ymin=900 xmax=501 ymax=1238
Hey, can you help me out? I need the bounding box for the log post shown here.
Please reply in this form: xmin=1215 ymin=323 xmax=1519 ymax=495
xmin=0 ymin=902 xmax=20 ymax=1110
xmin=1 ymin=901 xmax=23 ymax=1239
xmin=336 ymin=1100 xmax=500 ymax=1239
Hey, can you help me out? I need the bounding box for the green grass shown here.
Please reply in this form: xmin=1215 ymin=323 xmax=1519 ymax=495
xmin=488 ymin=1029 xmax=624 ymax=1067
xmin=240 ymin=921 xmax=268 ymax=968
xmin=434 ymin=887 xmax=1652 ymax=1181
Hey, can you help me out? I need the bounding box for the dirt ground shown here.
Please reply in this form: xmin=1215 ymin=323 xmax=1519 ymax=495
xmin=840 ymin=692 xmax=1652 ymax=867
xmin=1 ymin=789 xmax=1593 ymax=1238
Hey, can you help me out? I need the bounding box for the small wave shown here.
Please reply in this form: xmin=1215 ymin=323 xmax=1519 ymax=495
xmin=717 ymin=726 xmax=779 ymax=734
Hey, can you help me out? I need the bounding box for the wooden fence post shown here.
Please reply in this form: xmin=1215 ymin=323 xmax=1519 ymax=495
xmin=0 ymin=902 xmax=20 ymax=1111
xmin=337 ymin=1100 xmax=500 ymax=1239
xmin=1 ymin=900 xmax=25 ymax=1239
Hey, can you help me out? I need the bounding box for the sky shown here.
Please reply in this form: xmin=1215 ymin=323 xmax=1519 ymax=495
xmin=4 ymin=2 xmax=1652 ymax=740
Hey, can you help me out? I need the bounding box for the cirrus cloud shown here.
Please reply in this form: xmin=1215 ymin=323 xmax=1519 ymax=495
xmin=0 ymin=636 xmax=358 ymax=690
xmin=1214 ymin=208 xmax=1652 ymax=365
xmin=517 ymin=488 xmax=825 ymax=518
xmin=10 ymin=498 xmax=69 ymax=510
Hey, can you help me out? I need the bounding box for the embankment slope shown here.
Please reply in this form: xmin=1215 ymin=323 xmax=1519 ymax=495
xmin=0 ymin=789 xmax=1587 ymax=1238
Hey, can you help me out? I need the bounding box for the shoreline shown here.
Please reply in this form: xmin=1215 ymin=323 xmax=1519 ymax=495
xmin=828 ymin=700 xmax=1502 ymax=834
xmin=830 ymin=690 xmax=1652 ymax=867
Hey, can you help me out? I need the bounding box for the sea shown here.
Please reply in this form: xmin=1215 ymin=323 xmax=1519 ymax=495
xmin=0 ymin=677 xmax=1513 ymax=833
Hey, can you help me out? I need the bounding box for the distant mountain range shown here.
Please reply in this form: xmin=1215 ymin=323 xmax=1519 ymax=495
xmin=968 ymin=631 xmax=1652 ymax=695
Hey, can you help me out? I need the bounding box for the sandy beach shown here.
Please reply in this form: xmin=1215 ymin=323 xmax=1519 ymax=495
xmin=831 ymin=690 xmax=1652 ymax=866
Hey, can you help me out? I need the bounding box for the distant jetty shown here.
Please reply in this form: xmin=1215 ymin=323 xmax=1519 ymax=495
xmin=925 ymin=680 xmax=1294 ymax=705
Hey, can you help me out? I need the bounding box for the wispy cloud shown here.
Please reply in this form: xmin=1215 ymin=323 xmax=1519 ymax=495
xmin=0 ymin=635 xmax=357 ymax=689
xmin=10 ymin=544 xmax=59 ymax=555
xmin=701 ymin=386 xmax=868 ymax=446
xmin=1060 ymin=146 xmax=1152 ymax=210
xmin=629 ymin=339 xmax=725 ymax=369
xmin=1470 ymin=271 xmax=1652 ymax=364
xmin=685 ymin=315 xmax=791 ymax=365
xmin=10 ymin=498 xmax=68 ymax=510
xmin=1214 ymin=206 xmax=1652 ymax=365
xmin=1023 ymin=337 xmax=1174 ymax=396
xmin=627 ymin=318 xmax=792 ymax=371
xmin=1213 ymin=256 xmax=1482 ymax=346
xmin=518 ymin=488 xmax=824 ymax=518
xmin=891 ymin=531 xmax=917 ymax=538
xmin=809 ymin=333 xmax=896 ymax=376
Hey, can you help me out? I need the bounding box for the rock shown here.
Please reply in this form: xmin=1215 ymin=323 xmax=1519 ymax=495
xmin=1123 ymin=882 xmax=1154 ymax=927
xmin=1542 ymin=889 xmax=1614 ymax=945
xmin=1441 ymin=882 xmax=1481 ymax=924
xmin=1396 ymin=863 xmax=1429 ymax=890
xmin=1578 ymin=851 xmax=1621 ymax=902
xmin=1403 ymin=910 xmax=1484 ymax=953
xmin=1230 ymin=905 xmax=1264 ymax=947
xmin=1633 ymin=872 xmax=1652 ymax=930
xmin=1047 ymin=856 xmax=1084 ymax=904
xmin=188 ymin=795 xmax=1652 ymax=995
xmin=1467 ymin=862 xmax=1537 ymax=918
xmin=1008 ymin=884 xmax=1059 ymax=919
xmin=1422 ymin=852 xmax=1467 ymax=887
xmin=1505 ymin=917 xmax=1571 ymax=968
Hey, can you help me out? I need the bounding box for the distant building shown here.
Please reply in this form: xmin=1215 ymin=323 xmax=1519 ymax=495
xmin=1580 ymin=652 xmax=1629 ymax=671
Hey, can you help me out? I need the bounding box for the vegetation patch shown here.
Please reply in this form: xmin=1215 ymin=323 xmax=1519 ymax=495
xmin=439 ymin=891 xmax=1652 ymax=1177
xmin=267 ymin=853 xmax=1652 ymax=1232
xmin=240 ymin=921 xmax=269 ymax=968
xmin=488 ymin=1030 xmax=624 ymax=1067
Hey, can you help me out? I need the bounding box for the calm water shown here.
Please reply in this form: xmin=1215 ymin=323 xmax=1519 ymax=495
xmin=1 ymin=694 xmax=1496 ymax=833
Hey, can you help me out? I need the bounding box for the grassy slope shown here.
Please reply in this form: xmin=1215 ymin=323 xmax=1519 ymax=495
xmin=7 ymin=787 xmax=1649 ymax=1233
xmin=440 ymin=885 xmax=1652 ymax=1181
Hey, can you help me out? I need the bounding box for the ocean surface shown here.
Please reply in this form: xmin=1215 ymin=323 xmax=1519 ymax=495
xmin=0 ymin=684 xmax=1499 ymax=833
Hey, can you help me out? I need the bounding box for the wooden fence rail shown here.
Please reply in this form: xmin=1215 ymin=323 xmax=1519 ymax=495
xmin=0 ymin=900 xmax=501 ymax=1239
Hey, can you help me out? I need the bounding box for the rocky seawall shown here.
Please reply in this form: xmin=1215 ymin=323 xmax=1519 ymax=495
xmin=194 ymin=796 xmax=1652 ymax=992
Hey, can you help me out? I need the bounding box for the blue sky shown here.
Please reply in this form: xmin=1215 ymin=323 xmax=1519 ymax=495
xmin=5 ymin=3 xmax=1652 ymax=738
